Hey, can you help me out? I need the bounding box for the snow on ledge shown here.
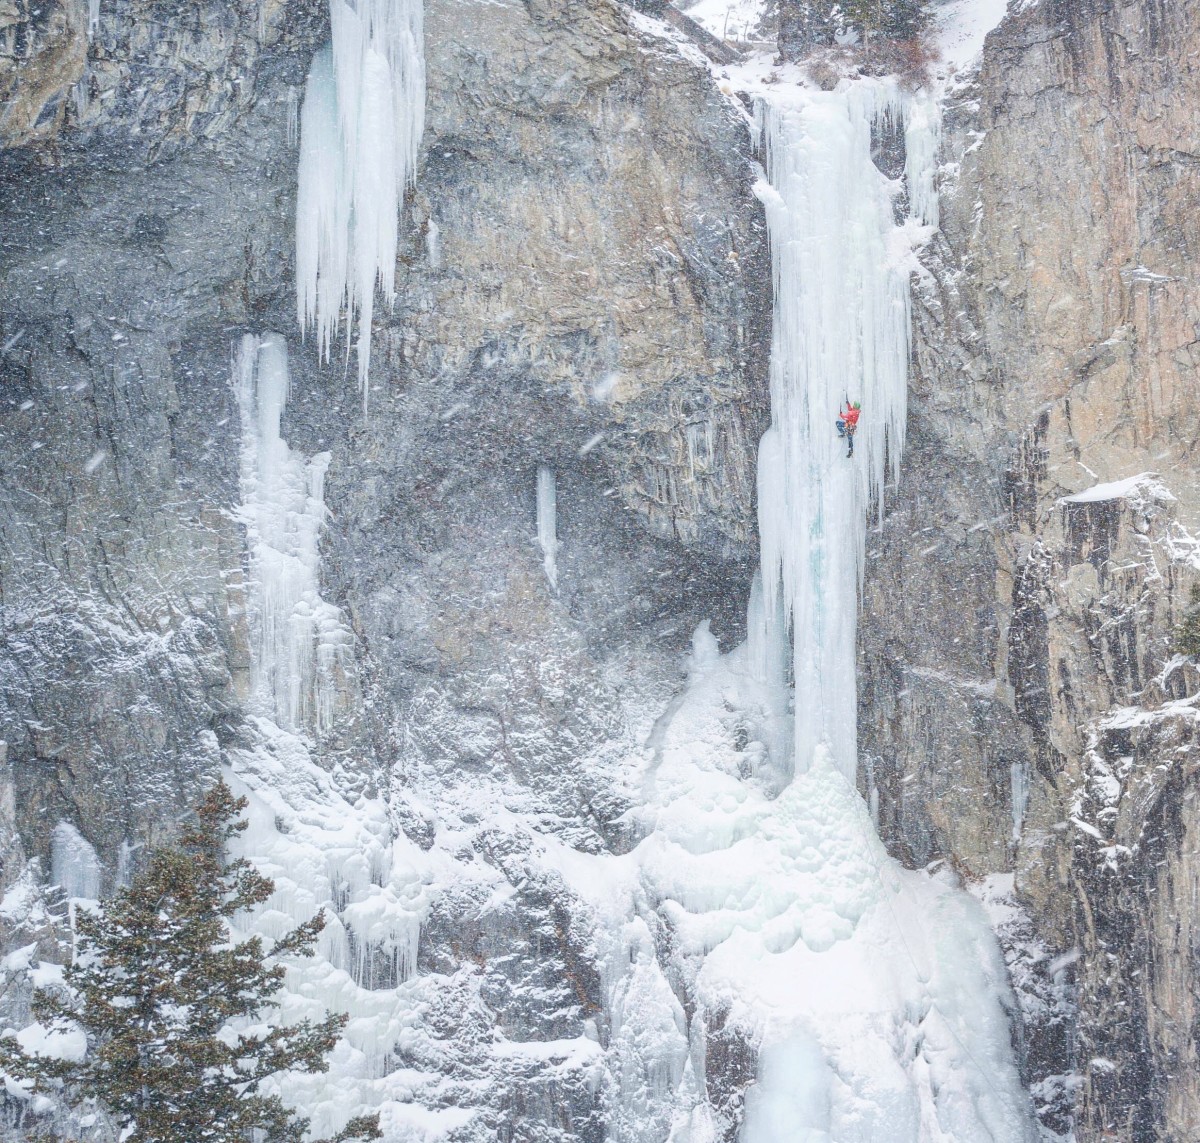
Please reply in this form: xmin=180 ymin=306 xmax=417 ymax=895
xmin=932 ymin=0 xmax=1010 ymax=81
xmin=1059 ymin=472 xmax=1176 ymax=506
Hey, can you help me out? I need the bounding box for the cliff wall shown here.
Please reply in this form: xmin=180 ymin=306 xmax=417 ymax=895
xmin=5 ymin=0 xmax=1200 ymax=1137
xmin=860 ymin=1 xmax=1200 ymax=1137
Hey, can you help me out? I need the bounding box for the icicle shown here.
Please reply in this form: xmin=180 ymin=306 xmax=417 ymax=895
xmin=233 ymin=333 xmax=356 ymax=735
xmin=87 ymin=0 xmax=100 ymax=38
xmin=51 ymin=823 xmax=101 ymax=901
xmin=116 ymin=839 xmax=137 ymax=888
xmin=286 ymin=85 xmax=300 ymax=148
xmin=295 ymin=0 xmax=426 ymax=413
xmin=537 ymin=465 xmax=559 ymax=591
xmin=865 ymin=754 xmax=880 ymax=830
xmin=746 ymin=569 xmax=788 ymax=691
xmin=1011 ymin=759 xmax=1030 ymax=842
xmin=753 ymin=81 xmax=920 ymax=781
xmin=71 ymin=77 xmax=90 ymax=123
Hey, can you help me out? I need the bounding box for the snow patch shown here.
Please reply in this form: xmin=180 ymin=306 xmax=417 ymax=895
xmin=1060 ymin=472 xmax=1176 ymax=506
xmin=931 ymin=0 xmax=1010 ymax=81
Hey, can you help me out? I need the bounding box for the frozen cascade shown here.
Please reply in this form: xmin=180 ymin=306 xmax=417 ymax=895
xmin=227 ymin=335 xmax=455 ymax=1136
xmin=225 ymin=724 xmax=449 ymax=1137
xmin=295 ymin=0 xmax=425 ymax=411
xmin=537 ymin=465 xmax=559 ymax=590
xmin=233 ymin=333 xmax=356 ymax=736
xmin=1011 ymin=759 xmax=1030 ymax=842
xmin=565 ymin=77 xmax=1037 ymax=1143
xmin=753 ymin=79 xmax=930 ymax=783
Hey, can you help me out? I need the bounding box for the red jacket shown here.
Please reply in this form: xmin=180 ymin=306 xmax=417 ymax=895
xmin=842 ymin=406 xmax=860 ymax=429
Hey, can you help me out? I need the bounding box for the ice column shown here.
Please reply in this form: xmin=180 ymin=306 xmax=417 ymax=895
xmin=754 ymin=80 xmax=937 ymax=781
xmin=1011 ymin=759 xmax=1030 ymax=841
xmin=295 ymin=0 xmax=425 ymax=411
xmin=904 ymin=88 xmax=942 ymax=231
xmin=537 ymin=465 xmax=559 ymax=591
xmin=234 ymin=333 xmax=355 ymax=735
xmin=51 ymin=823 xmax=102 ymax=901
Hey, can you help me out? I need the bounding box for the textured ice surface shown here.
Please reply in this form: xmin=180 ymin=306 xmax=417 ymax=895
xmin=234 ymin=333 xmax=356 ymax=736
xmin=296 ymin=0 xmax=425 ymax=408
xmin=50 ymin=823 xmax=101 ymax=902
xmin=226 ymin=721 xmax=447 ymax=1138
xmin=751 ymin=80 xmax=936 ymax=782
xmin=640 ymin=647 xmax=1034 ymax=1141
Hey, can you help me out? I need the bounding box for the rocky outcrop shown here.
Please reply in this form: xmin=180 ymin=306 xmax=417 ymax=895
xmin=0 ymin=0 xmax=87 ymax=151
xmin=1 ymin=0 xmax=327 ymax=155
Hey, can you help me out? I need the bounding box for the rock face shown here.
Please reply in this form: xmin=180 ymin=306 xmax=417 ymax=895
xmin=859 ymin=0 xmax=1200 ymax=1137
xmin=1 ymin=0 xmax=328 ymax=154
xmin=6 ymin=0 xmax=1200 ymax=1136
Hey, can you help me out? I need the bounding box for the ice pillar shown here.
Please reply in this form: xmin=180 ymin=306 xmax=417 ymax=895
xmin=754 ymin=81 xmax=938 ymax=781
xmin=233 ymin=333 xmax=356 ymax=735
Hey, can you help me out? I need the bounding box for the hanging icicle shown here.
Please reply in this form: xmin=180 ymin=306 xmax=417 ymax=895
xmin=295 ymin=0 xmax=425 ymax=413
xmin=536 ymin=466 xmax=559 ymax=591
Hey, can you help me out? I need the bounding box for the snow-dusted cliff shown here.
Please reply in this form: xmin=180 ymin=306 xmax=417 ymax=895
xmin=2 ymin=0 xmax=1200 ymax=1140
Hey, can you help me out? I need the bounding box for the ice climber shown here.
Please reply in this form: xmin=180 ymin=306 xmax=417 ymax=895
xmin=836 ymin=401 xmax=860 ymax=457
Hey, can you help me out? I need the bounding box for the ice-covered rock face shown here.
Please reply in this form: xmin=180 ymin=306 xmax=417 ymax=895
xmin=6 ymin=0 xmax=1200 ymax=1136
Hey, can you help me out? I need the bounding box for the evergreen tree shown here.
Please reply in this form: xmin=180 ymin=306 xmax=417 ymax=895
xmin=0 ymin=780 xmax=381 ymax=1143
xmin=843 ymin=0 xmax=928 ymax=40
xmin=1176 ymin=583 xmax=1200 ymax=658
xmin=778 ymin=0 xmax=928 ymax=54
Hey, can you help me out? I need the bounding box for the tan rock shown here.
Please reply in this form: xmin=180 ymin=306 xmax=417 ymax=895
xmin=0 ymin=0 xmax=87 ymax=150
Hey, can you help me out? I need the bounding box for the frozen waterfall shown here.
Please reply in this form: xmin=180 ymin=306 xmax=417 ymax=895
xmin=228 ymin=333 xmax=439 ymax=1138
xmin=296 ymin=0 xmax=425 ymax=410
xmin=233 ymin=333 xmax=356 ymax=736
xmin=50 ymin=822 xmax=102 ymax=902
xmin=752 ymin=81 xmax=935 ymax=783
xmin=577 ymin=78 xmax=1037 ymax=1143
